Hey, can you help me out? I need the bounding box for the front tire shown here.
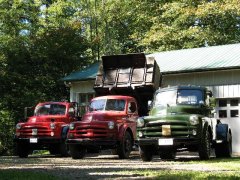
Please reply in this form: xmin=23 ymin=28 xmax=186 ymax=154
xmin=199 ymin=126 xmax=211 ymax=160
xmin=69 ymin=145 xmax=86 ymax=159
xmin=117 ymin=131 xmax=133 ymax=159
xmin=139 ymin=145 xmax=153 ymax=162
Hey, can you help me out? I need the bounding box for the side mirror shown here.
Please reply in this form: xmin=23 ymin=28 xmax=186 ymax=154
xmin=209 ymin=97 xmax=216 ymax=109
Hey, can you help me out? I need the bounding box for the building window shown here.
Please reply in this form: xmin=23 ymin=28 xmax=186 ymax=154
xmin=219 ymin=110 xmax=227 ymax=118
xmin=230 ymin=99 xmax=238 ymax=106
xmin=231 ymin=110 xmax=239 ymax=118
xmin=218 ymin=100 xmax=227 ymax=107
xmin=79 ymin=94 xmax=86 ymax=104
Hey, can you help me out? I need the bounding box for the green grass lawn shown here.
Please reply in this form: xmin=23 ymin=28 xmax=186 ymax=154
xmin=119 ymin=157 xmax=240 ymax=179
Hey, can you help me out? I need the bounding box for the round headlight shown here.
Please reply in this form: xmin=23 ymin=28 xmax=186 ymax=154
xmin=189 ymin=115 xmax=199 ymax=125
xmin=16 ymin=124 xmax=21 ymax=130
xmin=138 ymin=131 xmax=144 ymax=137
xmin=137 ymin=117 xmax=145 ymax=128
xmin=108 ymin=121 xmax=115 ymax=129
xmin=69 ymin=123 xmax=75 ymax=130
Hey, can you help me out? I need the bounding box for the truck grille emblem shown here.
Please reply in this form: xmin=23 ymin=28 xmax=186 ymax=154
xmin=32 ymin=129 xmax=38 ymax=135
xmin=162 ymin=125 xmax=171 ymax=136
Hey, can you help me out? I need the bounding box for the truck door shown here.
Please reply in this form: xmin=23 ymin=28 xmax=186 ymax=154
xmin=127 ymin=101 xmax=138 ymax=122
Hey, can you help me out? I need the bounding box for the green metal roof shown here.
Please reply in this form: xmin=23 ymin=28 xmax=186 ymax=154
xmin=62 ymin=43 xmax=240 ymax=81
xmin=61 ymin=62 xmax=99 ymax=82
xmin=149 ymin=43 xmax=240 ymax=74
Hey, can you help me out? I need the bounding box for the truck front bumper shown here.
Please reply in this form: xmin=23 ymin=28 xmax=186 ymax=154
xmin=14 ymin=136 xmax=63 ymax=144
xmin=136 ymin=137 xmax=199 ymax=147
xmin=66 ymin=138 xmax=118 ymax=147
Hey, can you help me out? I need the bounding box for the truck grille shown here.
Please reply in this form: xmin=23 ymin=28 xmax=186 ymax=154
xmin=19 ymin=126 xmax=51 ymax=137
xmin=142 ymin=120 xmax=192 ymax=138
xmin=75 ymin=125 xmax=112 ymax=139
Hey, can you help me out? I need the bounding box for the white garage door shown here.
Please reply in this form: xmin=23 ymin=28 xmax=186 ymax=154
xmin=216 ymin=98 xmax=240 ymax=155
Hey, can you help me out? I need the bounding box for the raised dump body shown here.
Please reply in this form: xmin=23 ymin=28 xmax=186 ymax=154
xmin=94 ymin=53 xmax=160 ymax=116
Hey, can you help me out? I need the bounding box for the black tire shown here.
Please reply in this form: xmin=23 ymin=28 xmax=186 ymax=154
xmin=215 ymin=134 xmax=232 ymax=158
xmin=117 ymin=131 xmax=133 ymax=159
xmin=159 ymin=150 xmax=176 ymax=160
xmin=16 ymin=142 xmax=29 ymax=158
xmin=139 ymin=145 xmax=153 ymax=162
xmin=199 ymin=126 xmax=211 ymax=160
xmin=69 ymin=145 xmax=86 ymax=159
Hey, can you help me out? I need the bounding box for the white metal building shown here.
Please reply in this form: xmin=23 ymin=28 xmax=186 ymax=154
xmin=63 ymin=43 xmax=240 ymax=155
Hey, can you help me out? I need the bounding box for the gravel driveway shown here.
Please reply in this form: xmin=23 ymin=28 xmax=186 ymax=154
xmin=0 ymin=151 xmax=233 ymax=179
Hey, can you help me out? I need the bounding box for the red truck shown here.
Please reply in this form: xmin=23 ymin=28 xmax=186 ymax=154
xmin=66 ymin=53 xmax=160 ymax=159
xmin=14 ymin=101 xmax=79 ymax=158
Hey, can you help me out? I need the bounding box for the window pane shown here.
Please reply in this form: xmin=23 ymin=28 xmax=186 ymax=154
xmin=231 ymin=110 xmax=239 ymax=117
xmin=219 ymin=110 xmax=227 ymax=118
xmin=218 ymin=100 xmax=227 ymax=107
xmin=79 ymin=94 xmax=86 ymax=104
xmin=88 ymin=94 xmax=94 ymax=101
xmin=230 ymin=99 xmax=238 ymax=106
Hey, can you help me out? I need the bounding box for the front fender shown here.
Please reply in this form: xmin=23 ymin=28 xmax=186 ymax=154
xmin=216 ymin=124 xmax=230 ymax=142
xmin=117 ymin=123 xmax=135 ymax=142
xmin=61 ymin=125 xmax=69 ymax=140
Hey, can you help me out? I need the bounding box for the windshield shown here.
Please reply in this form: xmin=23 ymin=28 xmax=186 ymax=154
xmin=154 ymin=89 xmax=204 ymax=107
xmin=154 ymin=90 xmax=177 ymax=107
xmin=177 ymin=89 xmax=203 ymax=105
xmin=34 ymin=104 xmax=66 ymax=116
xmin=89 ymin=99 xmax=126 ymax=112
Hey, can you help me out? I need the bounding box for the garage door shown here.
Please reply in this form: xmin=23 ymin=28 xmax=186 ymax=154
xmin=216 ymin=98 xmax=240 ymax=155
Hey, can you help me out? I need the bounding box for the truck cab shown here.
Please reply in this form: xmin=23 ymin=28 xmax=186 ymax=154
xmin=66 ymin=53 xmax=161 ymax=159
xmin=67 ymin=95 xmax=138 ymax=159
xmin=136 ymin=86 xmax=232 ymax=161
xmin=15 ymin=101 xmax=78 ymax=158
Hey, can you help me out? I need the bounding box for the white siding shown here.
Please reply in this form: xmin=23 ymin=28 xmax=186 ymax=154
xmin=163 ymin=69 xmax=240 ymax=88
xmin=69 ymin=80 xmax=95 ymax=102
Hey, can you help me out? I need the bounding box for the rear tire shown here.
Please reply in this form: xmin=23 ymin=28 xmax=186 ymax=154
xmin=59 ymin=142 xmax=69 ymax=157
xmin=215 ymin=134 xmax=232 ymax=158
xmin=69 ymin=145 xmax=86 ymax=159
xmin=139 ymin=145 xmax=153 ymax=162
xmin=117 ymin=131 xmax=133 ymax=159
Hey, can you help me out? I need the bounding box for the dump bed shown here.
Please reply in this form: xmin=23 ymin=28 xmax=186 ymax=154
xmin=94 ymin=53 xmax=161 ymax=116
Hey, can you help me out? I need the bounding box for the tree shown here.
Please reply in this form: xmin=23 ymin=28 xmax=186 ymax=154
xmin=140 ymin=0 xmax=240 ymax=52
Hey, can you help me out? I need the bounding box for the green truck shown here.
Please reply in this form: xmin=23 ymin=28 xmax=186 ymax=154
xmin=136 ymin=85 xmax=232 ymax=161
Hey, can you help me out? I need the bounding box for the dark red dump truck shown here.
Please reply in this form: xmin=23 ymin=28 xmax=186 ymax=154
xmin=15 ymin=101 xmax=79 ymax=158
xmin=66 ymin=53 xmax=161 ymax=159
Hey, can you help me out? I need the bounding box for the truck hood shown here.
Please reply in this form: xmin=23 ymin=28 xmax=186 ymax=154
xmin=27 ymin=115 xmax=67 ymax=123
xmin=81 ymin=111 xmax=126 ymax=123
xmin=150 ymin=105 xmax=204 ymax=117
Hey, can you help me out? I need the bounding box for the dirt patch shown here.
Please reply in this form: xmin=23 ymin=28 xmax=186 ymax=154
xmin=0 ymin=151 xmax=235 ymax=179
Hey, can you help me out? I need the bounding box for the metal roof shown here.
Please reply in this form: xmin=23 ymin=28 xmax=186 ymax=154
xmin=149 ymin=43 xmax=240 ymax=74
xmin=62 ymin=43 xmax=240 ymax=81
xmin=61 ymin=62 xmax=99 ymax=82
